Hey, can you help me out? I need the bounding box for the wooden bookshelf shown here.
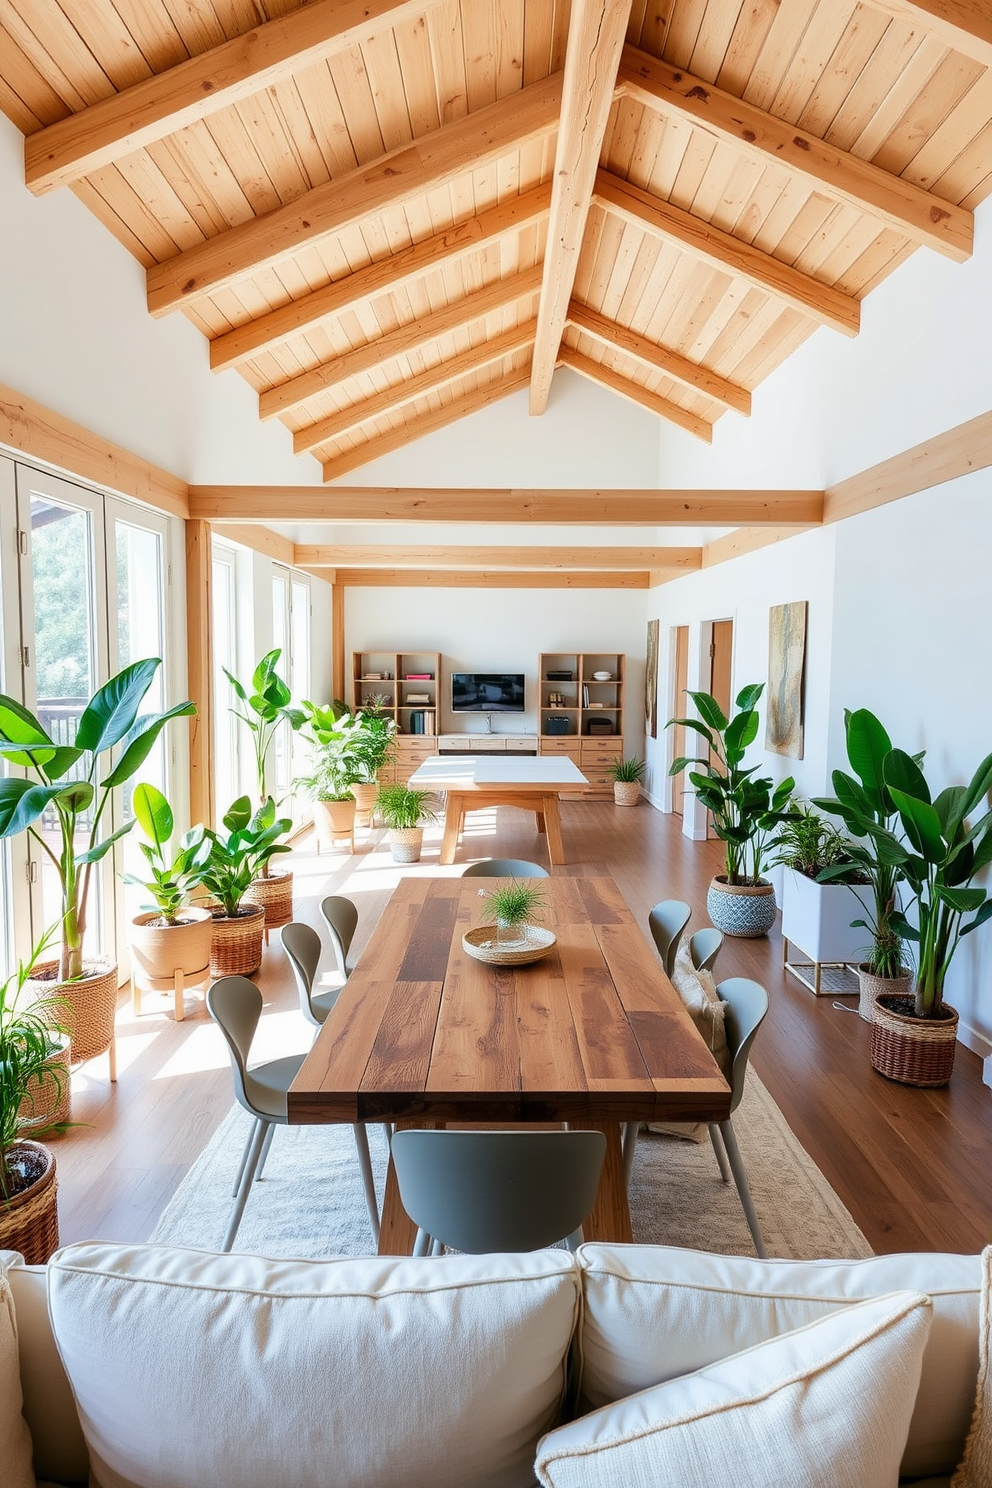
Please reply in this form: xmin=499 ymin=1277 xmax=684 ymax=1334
xmin=351 ymin=653 xmax=441 ymax=776
xmin=538 ymin=652 xmax=624 ymax=796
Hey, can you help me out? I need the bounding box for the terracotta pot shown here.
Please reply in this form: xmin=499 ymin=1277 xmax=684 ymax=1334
xmin=18 ymin=1034 xmax=72 ymax=1128
xmin=130 ymin=907 xmax=214 ymax=984
xmin=351 ymin=782 xmax=379 ymax=826
xmin=313 ymin=798 xmax=356 ymax=853
xmin=209 ymin=905 xmax=266 ymax=978
xmin=389 ymin=827 xmax=424 ymax=863
xmin=243 ymin=870 xmax=294 ymax=930
xmin=613 ymin=781 xmax=641 ymax=807
xmin=855 ymin=965 xmax=912 ymax=1024
xmin=0 ymin=1141 xmax=59 ymax=1264
xmin=870 ymin=994 xmax=959 ymax=1088
xmin=706 ymin=876 xmax=777 ymax=938
xmin=25 ymin=959 xmax=117 ymax=1066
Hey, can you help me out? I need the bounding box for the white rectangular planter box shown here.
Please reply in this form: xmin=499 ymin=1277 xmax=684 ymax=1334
xmin=780 ymin=868 xmax=868 ymax=965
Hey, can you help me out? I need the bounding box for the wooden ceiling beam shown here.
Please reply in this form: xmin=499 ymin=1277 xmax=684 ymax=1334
xmin=25 ymin=0 xmax=443 ymax=196
xmin=321 ymin=373 xmax=532 ymax=483
xmin=567 ymin=302 xmax=750 ymax=415
xmin=294 ymin=544 xmax=701 ymax=570
xmin=869 ymin=1 xmax=992 ymax=67
xmin=559 ymin=347 xmax=713 ymax=442
xmin=334 ymin=569 xmax=650 ymax=588
xmin=210 ymin=184 xmax=551 ymax=372
xmin=188 ymin=487 xmax=824 ymax=526
xmin=146 ymin=73 xmax=562 ymax=316
xmin=219 ymin=523 xmax=295 ymax=565
xmin=593 ymin=171 xmax=860 ymax=337
xmin=618 ymin=45 xmax=973 ymax=263
xmin=293 ymin=321 xmax=537 ymax=455
xmin=260 ymin=266 xmax=542 ymax=421
xmin=529 ymin=0 xmax=632 ymax=415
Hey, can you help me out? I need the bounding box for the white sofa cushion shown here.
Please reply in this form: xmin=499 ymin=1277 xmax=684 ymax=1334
xmin=578 ymin=1243 xmax=981 ymax=1479
xmin=6 ymin=1260 xmax=88 ymax=1485
xmin=47 ymin=1241 xmax=580 ymax=1488
xmin=0 ymin=1253 xmax=36 ymax=1488
xmin=536 ymin=1291 xmax=932 ymax=1488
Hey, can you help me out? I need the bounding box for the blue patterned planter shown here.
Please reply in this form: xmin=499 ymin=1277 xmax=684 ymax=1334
xmin=707 ymin=876 xmax=777 ymax=938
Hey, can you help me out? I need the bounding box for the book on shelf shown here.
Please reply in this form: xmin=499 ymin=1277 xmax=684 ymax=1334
xmin=582 ymin=684 xmax=590 ymax=707
xmin=405 ymin=673 xmax=433 ymax=680
xmin=405 ymin=692 xmax=430 ymax=703
xmin=424 ymin=710 xmax=435 ymax=735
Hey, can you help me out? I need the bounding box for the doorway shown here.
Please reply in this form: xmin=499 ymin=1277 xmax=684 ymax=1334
xmin=671 ymin=626 xmax=689 ymax=817
xmin=707 ymin=619 xmax=733 ymax=838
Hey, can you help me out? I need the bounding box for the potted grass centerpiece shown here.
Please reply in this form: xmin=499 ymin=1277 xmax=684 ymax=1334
xmin=463 ymin=878 xmax=556 ymax=967
xmin=376 ymin=784 xmax=437 ymax=863
xmin=609 ymin=756 xmax=645 ymax=807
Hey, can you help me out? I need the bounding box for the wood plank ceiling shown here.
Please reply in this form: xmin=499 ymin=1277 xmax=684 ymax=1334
xmin=3 ymin=0 xmax=990 ymax=559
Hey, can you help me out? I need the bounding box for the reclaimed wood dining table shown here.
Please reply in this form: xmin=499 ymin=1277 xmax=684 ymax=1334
xmin=288 ymin=875 xmax=732 ymax=1254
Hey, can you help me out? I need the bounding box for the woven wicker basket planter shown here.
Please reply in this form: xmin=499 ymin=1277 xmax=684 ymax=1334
xmin=706 ymin=877 xmax=777 ymax=938
xmin=613 ymin=782 xmax=641 ymax=807
xmin=870 ymin=994 xmax=959 ymax=1087
xmin=856 ymin=966 xmax=912 ymax=1024
xmin=351 ymin=782 xmax=379 ymax=826
xmin=389 ymin=827 xmax=424 ymax=864
xmin=0 ymin=1142 xmax=59 ymax=1264
xmin=209 ymin=905 xmax=266 ymax=978
xmin=25 ymin=959 xmax=117 ymax=1065
xmin=243 ymin=871 xmax=294 ymax=931
xmin=18 ymin=1035 xmax=72 ymax=1129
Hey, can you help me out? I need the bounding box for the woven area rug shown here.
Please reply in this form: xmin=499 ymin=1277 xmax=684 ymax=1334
xmin=151 ymin=1071 xmax=871 ymax=1261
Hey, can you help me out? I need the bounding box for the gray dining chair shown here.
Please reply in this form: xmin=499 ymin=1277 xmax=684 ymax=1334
xmin=461 ymin=859 xmax=550 ymax=878
xmin=390 ymin=1129 xmax=606 ymax=1255
xmin=207 ymin=976 xmax=380 ymax=1251
xmin=319 ymin=895 xmax=359 ymax=982
xmin=689 ymin=926 xmax=724 ymax=975
xmin=280 ymin=922 xmax=342 ymax=1026
xmin=648 ymin=900 xmax=692 ymax=977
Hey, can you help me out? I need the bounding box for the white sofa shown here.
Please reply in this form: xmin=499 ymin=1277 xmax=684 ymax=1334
xmin=1 ymin=1241 xmax=982 ymax=1488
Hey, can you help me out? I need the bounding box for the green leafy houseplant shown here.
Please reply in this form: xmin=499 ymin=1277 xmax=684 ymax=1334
xmin=375 ymin=785 xmax=437 ymax=831
xmin=196 ymin=797 xmax=293 ymax=918
xmin=1 ymin=928 xmax=71 ymax=1203
xmin=0 ymin=660 xmax=196 ymax=980
xmin=608 ymin=757 xmax=646 ymax=784
xmin=123 ymin=783 xmax=210 ymax=924
xmin=295 ymin=702 xmax=365 ymax=803
xmin=225 ymin=649 xmax=304 ymax=802
xmin=667 ymin=683 xmax=794 ymax=886
xmin=350 ymin=700 xmax=398 ymax=786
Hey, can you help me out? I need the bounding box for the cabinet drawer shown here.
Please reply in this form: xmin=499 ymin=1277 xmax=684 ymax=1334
xmin=541 ymin=737 xmax=581 ymax=755
xmin=581 ymin=743 xmax=624 ymax=764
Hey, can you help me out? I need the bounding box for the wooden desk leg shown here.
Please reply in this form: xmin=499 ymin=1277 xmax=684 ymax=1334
xmin=542 ymin=793 xmax=566 ymax=865
xmin=535 ymin=810 xmax=546 ymax=834
xmin=571 ymin=1121 xmax=632 ymax=1243
xmin=440 ymin=792 xmax=463 ymax=865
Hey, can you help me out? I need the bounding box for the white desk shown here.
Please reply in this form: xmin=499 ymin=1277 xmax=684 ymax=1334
xmin=406 ymin=754 xmax=588 ymax=865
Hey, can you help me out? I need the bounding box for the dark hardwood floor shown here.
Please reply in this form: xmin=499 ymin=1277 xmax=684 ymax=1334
xmin=52 ymin=800 xmax=992 ymax=1255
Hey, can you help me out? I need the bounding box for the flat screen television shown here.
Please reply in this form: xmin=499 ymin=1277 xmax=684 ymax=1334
xmin=451 ymin=672 xmax=525 ymax=714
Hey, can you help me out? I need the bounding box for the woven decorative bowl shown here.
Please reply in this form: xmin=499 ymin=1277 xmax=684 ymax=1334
xmin=462 ymin=924 xmax=557 ymax=967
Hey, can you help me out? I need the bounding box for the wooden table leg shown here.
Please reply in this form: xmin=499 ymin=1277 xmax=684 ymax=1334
xmin=535 ymin=810 xmax=546 ymax=833
xmin=542 ymin=793 xmax=567 ymax=865
xmin=440 ymin=792 xmax=463 ymax=865
xmin=378 ymin=1119 xmax=440 ymax=1255
xmin=570 ymin=1121 xmax=632 ymax=1243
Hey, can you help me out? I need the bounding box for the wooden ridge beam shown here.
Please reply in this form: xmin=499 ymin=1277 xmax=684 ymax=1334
xmin=567 ymin=301 xmax=750 ymax=415
xmin=146 ymin=73 xmax=562 ymax=316
xmin=333 ymin=568 xmax=651 ymax=588
xmin=295 ymin=544 xmax=701 ymax=570
xmin=25 ymin=0 xmax=443 ymax=196
xmin=188 ymin=486 xmax=824 ymax=525
xmin=529 ymin=0 xmax=632 ymax=415
xmin=593 ymin=171 xmax=860 ymax=337
xmin=210 ymin=184 xmax=551 ymax=372
xmin=869 ymin=1 xmax=992 ymax=68
xmin=701 ymin=526 xmax=814 ymax=568
xmin=321 ymin=372 xmax=532 ymax=483
xmin=824 ymin=407 xmax=992 ymax=524
xmin=618 ymin=45 xmax=973 ymax=263
xmin=559 ymin=347 xmax=714 ymax=442
xmin=293 ymin=320 xmax=537 ymax=454
xmin=260 ymin=265 xmax=542 ymax=421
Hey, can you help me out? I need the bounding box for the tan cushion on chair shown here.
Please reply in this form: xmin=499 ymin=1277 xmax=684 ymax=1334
xmin=648 ymin=942 xmax=730 ymax=1141
xmin=0 ymin=1254 xmax=35 ymax=1488
xmin=536 ymin=1291 xmax=932 ymax=1488
xmin=48 ymin=1241 xmax=580 ymax=1488
xmin=577 ymin=1244 xmax=981 ymax=1480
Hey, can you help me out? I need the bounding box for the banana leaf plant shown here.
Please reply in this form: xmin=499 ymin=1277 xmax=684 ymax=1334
xmin=882 ymin=748 xmax=992 ymax=1018
xmin=0 ymin=661 xmax=196 ymax=981
xmin=224 ymin=649 xmax=305 ymax=804
xmin=667 ymin=683 xmax=794 ymax=886
xmin=196 ymin=796 xmax=293 ymax=919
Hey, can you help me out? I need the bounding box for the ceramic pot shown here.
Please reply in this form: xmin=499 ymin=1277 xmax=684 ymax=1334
xmin=870 ymin=994 xmax=959 ymax=1087
xmin=351 ymin=782 xmax=379 ymax=826
xmin=209 ymin=905 xmax=266 ymax=978
xmin=130 ymin=907 xmax=214 ymax=984
xmin=855 ymin=965 xmax=912 ymax=1024
xmin=389 ymin=827 xmax=423 ymax=863
xmin=706 ymin=876 xmax=777 ymax=938
xmin=25 ymin=959 xmax=117 ymax=1066
xmin=0 ymin=1141 xmax=59 ymax=1264
xmin=313 ymin=798 xmax=356 ymax=852
xmin=243 ymin=870 xmax=294 ymax=931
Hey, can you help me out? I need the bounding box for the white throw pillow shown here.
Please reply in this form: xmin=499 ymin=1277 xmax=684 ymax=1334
xmin=0 ymin=1252 xmax=37 ymax=1488
xmin=48 ymin=1241 xmax=580 ymax=1488
xmin=577 ymin=1243 xmax=981 ymax=1479
xmin=536 ymin=1291 xmax=932 ymax=1488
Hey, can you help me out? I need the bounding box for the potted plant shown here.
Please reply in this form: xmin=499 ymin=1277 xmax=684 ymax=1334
xmin=813 ymin=709 xmax=913 ymax=1021
xmin=609 ymin=756 xmax=645 ymax=807
xmin=773 ymin=801 xmax=869 ymax=990
xmin=226 ymin=650 xmax=304 ymax=931
xmin=349 ymin=700 xmax=398 ymax=825
xmin=478 ymin=878 xmax=547 ymax=948
xmin=668 ymin=683 xmax=794 ymax=937
xmin=867 ymin=746 xmax=992 ymax=1086
xmin=295 ymin=702 xmax=365 ymax=852
xmin=375 ymin=784 xmax=438 ymax=863
xmin=0 ymin=660 xmax=195 ymax=1072
xmin=196 ymin=796 xmax=293 ymax=977
xmin=123 ymin=782 xmax=213 ymax=1012
xmin=0 ymin=932 xmax=72 ymax=1263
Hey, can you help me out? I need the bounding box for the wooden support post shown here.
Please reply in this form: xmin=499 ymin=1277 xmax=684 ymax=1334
xmin=332 ymin=581 xmax=345 ymax=705
xmin=185 ymin=519 xmax=214 ymax=828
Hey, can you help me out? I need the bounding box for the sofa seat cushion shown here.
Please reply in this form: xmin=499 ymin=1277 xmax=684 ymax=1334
xmin=536 ymin=1291 xmax=932 ymax=1488
xmin=578 ymin=1244 xmax=981 ymax=1480
xmin=47 ymin=1242 xmax=580 ymax=1488
xmin=0 ymin=1253 xmax=36 ymax=1488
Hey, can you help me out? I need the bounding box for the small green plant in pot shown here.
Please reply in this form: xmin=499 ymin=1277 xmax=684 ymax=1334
xmin=772 ymin=802 xmax=871 ymax=990
xmin=376 ymin=784 xmax=437 ymax=864
xmin=349 ymin=701 xmax=398 ymax=824
xmin=609 ymin=756 xmax=645 ymax=807
xmin=197 ymin=796 xmax=293 ymax=977
xmin=123 ymin=783 xmax=213 ymax=994
xmin=295 ymin=702 xmax=366 ymax=852
xmin=479 ymin=878 xmax=547 ymax=948
xmin=224 ymin=648 xmax=305 ymax=805
xmin=667 ymin=683 xmax=794 ymax=937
